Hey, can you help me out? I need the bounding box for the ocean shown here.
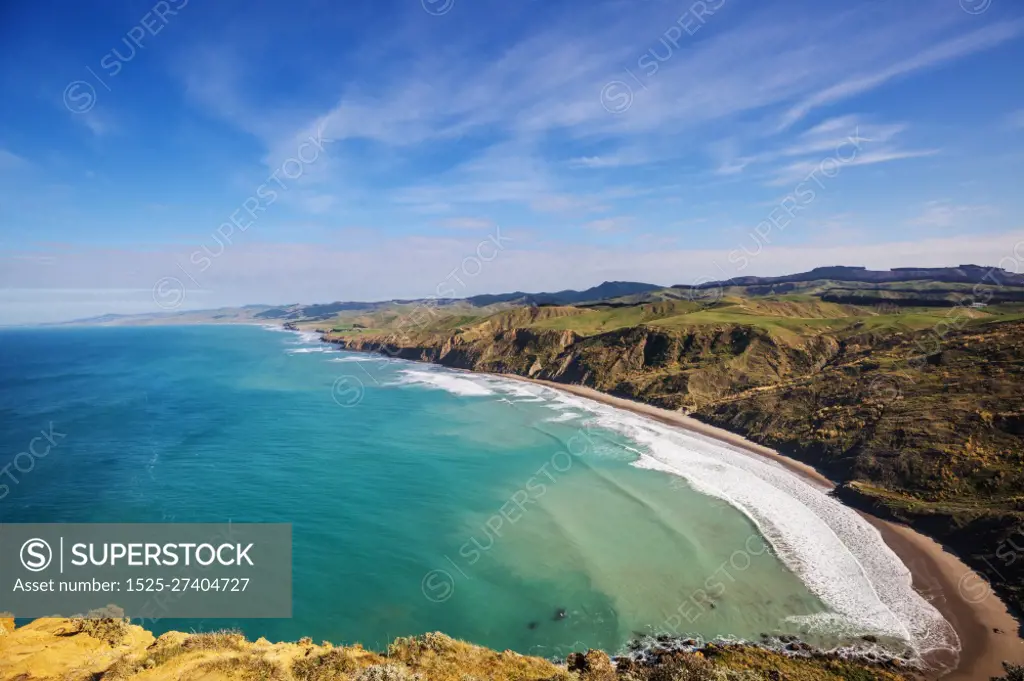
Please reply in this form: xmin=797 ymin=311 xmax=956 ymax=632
xmin=0 ymin=325 xmax=956 ymax=662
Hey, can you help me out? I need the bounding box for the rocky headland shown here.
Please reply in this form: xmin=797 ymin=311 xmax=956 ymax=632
xmin=0 ymin=617 xmax=927 ymax=681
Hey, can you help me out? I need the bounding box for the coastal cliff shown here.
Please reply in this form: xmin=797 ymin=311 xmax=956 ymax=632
xmin=0 ymin=618 xmax=917 ymax=681
xmin=323 ymin=315 xmax=1024 ymax=626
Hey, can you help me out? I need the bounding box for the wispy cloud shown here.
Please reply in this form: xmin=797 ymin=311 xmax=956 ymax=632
xmin=583 ymin=216 xmax=634 ymax=233
xmin=79 ymin=111 xmax=115 ymax=137
xmin=769 ymin=148 xmax=939 ymax=186
xmin=178 ymin=1 xmax=1019 ymax=222
xmin=569 ymin=156 xmax=627 ymax=169
xmin=436 ymin=217 xmax=495 ymax=230
xmin=779 ymin=116 xmax=906 ymax=157
xmin=0 ymin=149 xmax=28 ymax=171
xmin=530 ymin=194 xmax=609 ymax=216
xmin=907 ymin=200 xmax=997 ymax=228
xmin=762 ymin=115 xmax=939 ymax=186
xmin=777 ymin=20 xmax=1024 ymax=130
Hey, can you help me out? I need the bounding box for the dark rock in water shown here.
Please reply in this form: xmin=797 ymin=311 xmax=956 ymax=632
xmin=527 ymin=621 xmax=538 ymax=630
xmin=655 ymin=634 xmax=671 ymax=643
xmin=861 ymin=634 xmax=878 ymax=643
xmin=779 ymin=635 xmax=796 ymax=643
xmin=553 ymin=608 xmax=567 ymax=621
xmin=681 ymin=639 xmax=697 ymax=646
xmin=708 ymin=601 xmax=716 ymax=609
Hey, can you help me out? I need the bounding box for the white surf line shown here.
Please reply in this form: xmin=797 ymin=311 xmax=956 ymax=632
xmin=390 ymin=368 xmax=496 ymax=397
xmin=473 ymin=374 xmax=960 ymax=663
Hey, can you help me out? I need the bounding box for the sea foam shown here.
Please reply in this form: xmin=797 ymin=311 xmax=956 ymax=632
xmin=481 ymin=378 xmax=960 ymax=664
xmin=292 ymin=331 xmax=323 ymax=344
xmin=546 ymin=411 xmax=583 ymax=423
xmin=393 ymin=369 xmax=495 ymax=397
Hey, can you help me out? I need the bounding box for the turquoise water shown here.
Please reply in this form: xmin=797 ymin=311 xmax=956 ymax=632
xmin=0 ymin=325 xmax=836 ymax=656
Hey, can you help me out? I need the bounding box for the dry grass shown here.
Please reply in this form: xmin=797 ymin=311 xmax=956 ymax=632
xmin=291 ymin=648 xmax=369 ymax=681
xmin=182 ymin=630 xmax=248 ymax=652
xmin=353 ymin=663 xmax=417 ymax=681
xmin=198 ymin=653 xmax=286 ymax=681
xmin=5 ymin=618 xmax=915 ymax=681
xmin=644 ymin=655 xmax=719 ymax=681
xmin=66 ymin=618 xmax=134 ymax=646
xmin=102 ymin=629 xmax=250 ymax=679
xmin=387 ymin=633 xmax=569 ymax=681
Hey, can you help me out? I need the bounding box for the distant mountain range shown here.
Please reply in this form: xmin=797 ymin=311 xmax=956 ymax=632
xmin=258 ymin=265 xmax=1024 ymax=319
xmin=464 ymin=281 xmax=661 ymax=307
xmin=676 ymin=264 xmax=1024 ymax=291
xmin=50 ymin=265 xmax=1024 ymax=326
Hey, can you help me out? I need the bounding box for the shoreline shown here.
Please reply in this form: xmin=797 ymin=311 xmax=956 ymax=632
xmin=500 ymin=375 xmax=1024 ymax=681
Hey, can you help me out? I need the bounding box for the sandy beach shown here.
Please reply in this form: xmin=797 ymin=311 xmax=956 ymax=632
xmin=506 ymin=375 xmax=1024 ymax=681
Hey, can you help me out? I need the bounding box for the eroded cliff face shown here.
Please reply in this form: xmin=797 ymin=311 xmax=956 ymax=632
xmin=326 ymin=325 xmax=842 ymax=412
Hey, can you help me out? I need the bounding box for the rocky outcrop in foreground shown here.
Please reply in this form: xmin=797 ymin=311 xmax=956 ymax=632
xmin=0 ymin=618 xmax=914 ymax=681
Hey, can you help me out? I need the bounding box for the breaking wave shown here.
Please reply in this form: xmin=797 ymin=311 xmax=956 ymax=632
xmin=402 ymin=368 xmax=960 ymax=665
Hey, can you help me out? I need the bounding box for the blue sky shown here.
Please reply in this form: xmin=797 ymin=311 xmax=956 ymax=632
xmin=1 ymin=0 xmax=1023 ymax=322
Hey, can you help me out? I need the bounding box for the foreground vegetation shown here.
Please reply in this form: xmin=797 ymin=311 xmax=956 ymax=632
xmin=0 ymin=618 xmax=913 ymax=681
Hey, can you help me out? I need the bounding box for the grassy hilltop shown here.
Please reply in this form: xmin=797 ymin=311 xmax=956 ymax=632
xmin=296 ymin=267 xmax=1024 ymax=623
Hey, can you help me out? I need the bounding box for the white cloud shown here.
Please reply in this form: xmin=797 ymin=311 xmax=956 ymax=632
xmin=78 ymin=111 xmax=116 ymax=137
xmin=175 ymin=2 xmax=1021 ymax=222
xmin=436 ymin=217 xmax=495 ymax=230
xmin=584 ymin=217 xmax=634 ymax=233
xmin=296 ymin=193 xmax=338 ymax=214
xmin=777 ymin=20 xmax=1024 ymax=130
xmin=768 ymin=148 xmax=939 ymax=187
xmin=779 ymin=117 xmax=906 ymax=157
xmin=529 ymin=194 xmax=609 ymax=216
xmin=0 ymin=149 xmax=28 ymax=171
xmin=569 ymin=156 xmax=624 ymax=169
xmin=907 ymin=200 xmax=998 ymax=228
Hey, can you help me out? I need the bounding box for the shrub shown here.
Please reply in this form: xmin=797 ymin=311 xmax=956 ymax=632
xmin=291 ymin=649 xmax=360 ymax=681
xmin=355 ymin=663 xmax=416 ymax=681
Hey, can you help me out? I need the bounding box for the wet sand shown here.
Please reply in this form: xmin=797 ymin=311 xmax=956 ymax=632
xmin=508 ymin=376 xmax=1024 ymax=680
